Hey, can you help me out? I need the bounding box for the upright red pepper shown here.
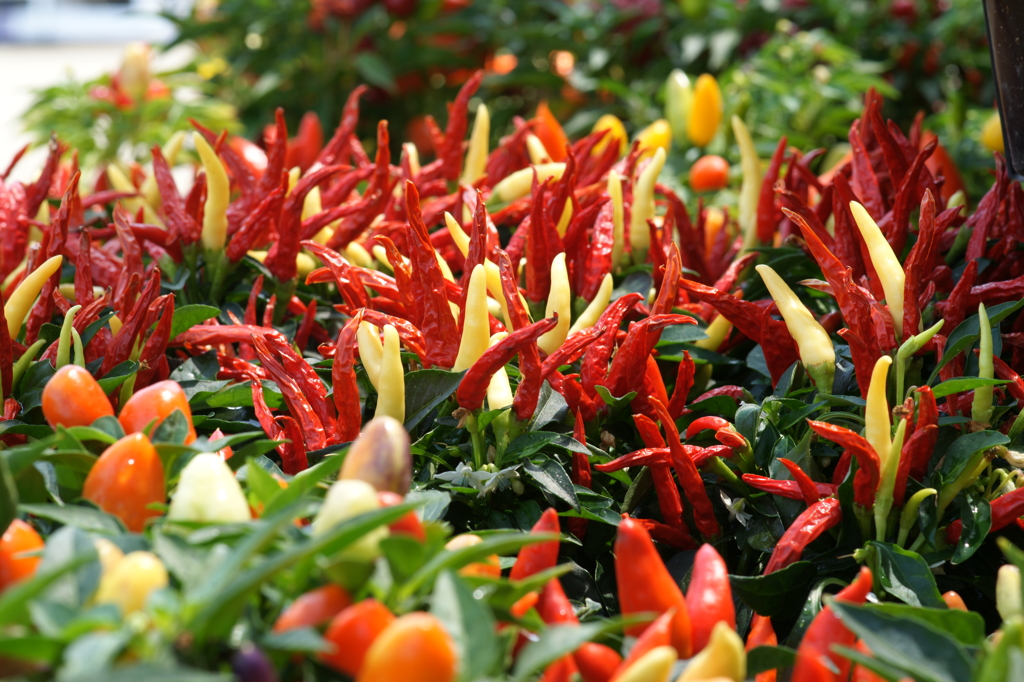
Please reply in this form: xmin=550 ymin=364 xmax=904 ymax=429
xmin=807 ymin=420 xmax=880 ymax=509
xmin=791 ymin=567 xmax=874 ymax=682
xmin=615 ymin=515 xmax=693 ymax=657
xmin=685 ymin=543 xmax=736 ymax=653
xmin=332 ymin=314 xmax=363 ymax=443
xmin=757 ymin=136 xmax=788 ymax=243
xmin=568 ymin=411 xmax=592 ymax=540
xmin=510 ymin=508 xmax=561 ymax=581
xmin=652 ymin=398 xmax=720 ymax=540
xmin=746 ymin=614 xmax=778 ymax=682
xmin=667 ymin=350 xmax=695 ymax=419
xmin=634 ymin=413 xmax=687 ymax=533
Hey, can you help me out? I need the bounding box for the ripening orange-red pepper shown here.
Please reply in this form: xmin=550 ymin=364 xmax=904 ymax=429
xmin=534 ymin=101 xmax=569 ymax=162
xmin=273 ymin=584 xmax=352 ymax=632
xmin=942 ymin=591 xmax=968 ymax=611
xmin=82 ymin=432 xmax=165 ymax=532
xmin=118 ymin=380 xmax=196 ymax=444
xmin=377 ymin=491 xmax=426 ymax=542
xmin=446 ymin=534 xmax=502 ymax=578
xmin=321 ymin=599 xmax=396 ymax=677
xmin=746 ymin=614 xmax=777 ymax=682
xmin=356 ymin=612 xmax=458 ymax=682
xmin=41 ymin=365 xmax=114 ymax=428
xmin=610 ymin=610 xmax=673 ymax=681
xmin=510 ymin=507 xmax=561 ymax=581
xmin=685 ymin=543 xmax=736 ymax=653
xmin=0 ymin=519 xmax=44 ymax=591
xmin=615 ymin=515 xmax=693 ymax=658
xmin=791 ymin=566 xmax=873 ymax=682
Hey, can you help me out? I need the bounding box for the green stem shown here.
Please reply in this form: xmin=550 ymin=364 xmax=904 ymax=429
xmin=71 ymin=328 xmax=85 ymax=367
xmin=897 ymin=487 xmax=936 ymax=548
xmin=466 ymin=412 xmax=486 ymax=471
xmin=705 ymin=457 xmax=748 ymax=495
xmin=11 ymin=339 xmax=46 ymax=393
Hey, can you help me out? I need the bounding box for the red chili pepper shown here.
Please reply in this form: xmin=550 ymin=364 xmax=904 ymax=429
xmin=757 ymin=136 xmax=788 ymax=243
xmin=251 ymin=335 xmax=326 ymax=456
xmin=358 ymin=310 xmax=429 ymax=366
xmin=685 ymin=416 xmax=731 ymax=439
xmin=456 ymin=316 xmax=558 ymax=412
xmin=152 ymin=146 xmax=201 ymax=244
xmin=778 ymin=459 xmax=823 ymax=507
xmin=651 ymin=244 xmax=682 ymax=317
xmin=615 ymin=515 xmax=693 ymax=657
xmin=685 ymin=543 xmax=736 ymax=653
xmin=101 ymin=269 xmax=161 ymax=377
xmin=510 ymin=507 xmax=560 ymax=581
xmin=807 ymin=420 xmax=880 ymax=509
xmin=227 ymin=175 xmax=287 ymax=262
xmin=667 ymin=351 xmax=695 ymax=419
xmin=581 ymin=200 xmax=615 ymax=302
xmin=135 ymin=294 xmax=175 ymax=390
xmin=568 ymin=410 xmax=592 ymax=541
xmin=524 ymin=177 xmax=564 ymax=303
xmin=332 ymin=314 xmax=363 ymax=443
xmin=946 ymin=486 xmax=1024 ymax=543
xmin=634 ymin=413 xmax=687 ymax=532
xmin=541 ymin=326 xmax=605 ymax=379
xmin=907 ymin=386 xmax=938 ymax=482
xmin=746 ymin=614 xmax=778 ymax=682
xmin=790 ymin=566 xmax=873 ymax=682
xmin=264 ymin=165 xmax=343 ymax=282
xmin=742 ymin=475 xmax=838 ymax=502
xmin=652 ymin=398 xmax=720 ymax=540
xmin=613 ymin=610 xmax=673 ymax=678
xmin=262 ymin=332 xmax=335 ymax=433
xmin=315 ymin=86 xmax=367 ymax=168
xmin=603 ymin=314 xmax=695 ymax=399
xmin=965 ymin=156 xmax=1008 ymax=263
xmin=764 ymin=497 xmax=842 ymax=575
xmin=942 ymin=259 xmax=978 ymax=331
xmin=302 ymin=241 xmax=370 ymax=310
xmin=580 ymin=293 xmax=643 ymax=398
xmin=404 ymin=182 xmax=460 ymax=368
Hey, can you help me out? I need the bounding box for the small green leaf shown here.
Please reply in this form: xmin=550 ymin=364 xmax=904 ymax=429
xmin=0 ymin=454 xmax=16 ymax=536
xmin=170 ymin=305 xmax=221 ymax=340
xmin=939 ymin=430 xmax=1009 ymax=484
xmin=730 ymin=561 xmax=816 ymax=618
xmin=404 ymin=369 xmax=464 ymax=430
xmin=931 ymin=376 xmax=1010 ymax=399
xmin=523 ymin=458 xmax=580 ymax=511
xmin=952 ymin=490 xmax=991 ymax=565
xmin=432 ymin=571 xmax=502 ymax=682
xmin=747 ymin=645 xmax=797 ymax=676
xmin=95 ymin=361 xmax=138 ymax=393
xmin=861 ymin=542 xmax=944 ymax=608
xmin=19 ymin=503 xmax=124 ymax=535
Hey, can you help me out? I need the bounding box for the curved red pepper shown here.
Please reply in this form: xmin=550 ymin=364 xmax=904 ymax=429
xmin=685 ymin=416 xmax=731 ymax=439
xmin=742 ymin=475 xmax=838 ymax=502
xmin=668 ymin=350 xmax=695 ymax=419
xmin=807 ymin=420 xmax=880 ymax=509
xmin=653 ymin=398 xmax=720 ymax=540
xmin=746 ymin=614 xmax=778 ymax=682
xmin=634 ymin=413 xmax=686 ymax=533
xmin=779 ymin=459 xmax=823 ymax=507
xmin=946 ymin=486 xmax=1024 ymax=543
xmin=331 ymin=314 xmax=363 ymax=443
xmin=764 ymin=497 xmax=842 ymax=574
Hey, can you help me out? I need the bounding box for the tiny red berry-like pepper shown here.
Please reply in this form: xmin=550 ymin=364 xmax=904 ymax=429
xmin=510 ymin=507 xmax=561 ymax=581
xmin=614 ymin=515 xmax=693 ymax=657
xmin=790 ymin=567 xmax=873 ymax=682
xmin=764 ymin=497 xmax=842 ymax=574
xmin=685 ymin=543 xmax=736 ymax=653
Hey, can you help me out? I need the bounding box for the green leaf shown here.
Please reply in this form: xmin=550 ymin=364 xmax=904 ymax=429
xmin=512 ymin=619 xmax=634 ymax=682
xmin=59 ymin=664 xmax=232 ymax=682
xmin=170 ymin=305 xmax=221 ymax=340
xmin=861 ymin=542 xmax=945 ymax=608
xmin=730 ymin=561 xmax=816 ymax=618
xmin=863 ymin=603 xmax=985 ymax=647
xmin=404 ymin=369 xmax=464 ymax=430
xmin=95 ymin=361 xmax=138 ymax=393
xmin=0 ymin=635 xmax=63 ymax=664
xmin=0 ymin=550 xmax=96 ymax=625
xmin=506 ymin=432 xmax=588 ymax=461
xmin=432 ymin=571 xmax=502 ymax=682
xmin=242 ymin=457 xmax=287 ymax=507
xmin=829 ymin=601 xmax=973 ymax=682
xmin=0 ymin=454 xmax=16 ymax=536
xmin=354 ymin=52 xmax=397 ymax=93
xmin=523 ymin=458 xmax=580 ymax=511
xmin=939 ymin=430 xmax=1009 ymax=484
xmin=932 ymin=298 xmax=1024 ymax=381
xmin=952 ymin=490 xmax=991 ymax=565
xmin=260 ymin=627 xmax=332 ymax=654
xmin=262 ymin=452 xmax=346 ymax=516
xmin=19 ymin=503 xmax=125 ymax=535
xmin=931 ymin=377 xmax=1010 ymax=399
xmin=528 ymin=382 xmax=568 ymax=431
xmin=747 ymin=645 xmax=797 ymax=676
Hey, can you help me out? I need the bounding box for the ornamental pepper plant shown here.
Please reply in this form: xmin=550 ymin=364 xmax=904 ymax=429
xmin=3 ymin=70 xmax=1024 ymax=681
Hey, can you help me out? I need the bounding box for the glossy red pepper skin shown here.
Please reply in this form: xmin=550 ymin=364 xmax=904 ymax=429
xmin=568 ymin=411 xmax=592 ymax=540
xmin=685 ymin=416 xmax=731 ymax=439
xmin=273 ymin=584 xmax=352 ymax=633
xmin=778 ymin=459 xmax=824 ymax=507
xmin=652 ymin=398 xmax=720 ymax=540
xmin=742 ymin=475 xmax=838 ymax=502
xmin=536 ymin=577 xmax=622 ymax=682
xmin=615 ymin=515 xmax=693 ymax=657
xmin=510 ymin=508 xmax=561 ymax=581
xmin=791 ymin=567 xmax=873 ymax=682
xmin=634 ymin=413 xmax=687 ymax=532
xmin=764 ymin=497 xmax=843 ymax=574
xmin=807 ymin=420 xmax=880 ymax=509
xmin=757 ymin=136 xmax=788 ymax=243
xmin=667 ymin=350 xmax=695 ymax=419
xmin=685 ymin=544 xmax=736 ymax=653
xmin=746 ymin=614 xmax=778 ymax=682
xmin=119 ymin=379 xmax=197 ymax=444
xmin=612 ymin=610 xmax=673 ymax=679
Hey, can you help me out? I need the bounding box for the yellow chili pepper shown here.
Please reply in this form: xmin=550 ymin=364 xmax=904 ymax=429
xmin=665 ymin=69 xmax=692 ymax=146
xmin=998 ymin=564 xmax=1023 ymax=622
xmin=462 ymin=103 xmax=490 ymax=185
xmin=443 ymin=213 xmax=511 ymax=325
xmin=635 ymin=119 xmax=672 ymax=158
xmin=454 ymin=265 xmax=491 ymax=372
xmin=403 ymin=142 xmax=421 ymax=178
xmin=167 ymin=453 xmax=251 ymax=523
xmin=555 ymin=198 xmax=573 ymax=238
xmin=973 ymin=302 xmax=994 ymax=426
xmin=375 ymin=324 xmax=405 ymax=423
xmin=676 ymin=621 xmax=746 ymax=682
xmin=609 ymin=170 xmax=625 ymax=269
xmin=93 ymin=538 xmax=125 ymax=576
xmin=538 ymin=253 xmax=571 ymax=355
xmin=756 ymin=265 xmax=834 ymax=394
xmin=345 ymin=241 xmax=374 ymax=269
xmin=312 ymin=479 xmax=388 ymax=563
xmin=982 ymin=111 xmax=1004 ymax=154
xmin=303 ymin=185 xmax=337 ymax=245
xmin=732 ymin=116 xmax=760 ymax=250
xmin=491 ymin=163 xmax=566 ymax=203
xmin=874 ymin=416 xmax=907 ymax=541
xmin=193 ymin=131 xmax=230 ymax=252
xmin=526 ymin=134 xmax=552 ymax=165
xmin=865 ymin=355 xmax=893 ymax=468
xmin=631 ymin=146 xmax=666 ymax=262
xmin=618 ymin=646 xmax=677 ymax=682
xmin=5 ymin=254 xmax=63 ymax=339
xmin=248 ymin=250 xmax=318 ymax=279
xmin=688 ymin=74 xmax=722 ymax=148
xmin=357 ymin=321 xmax=384 ymax=391
xmin=568 ymin=273 xmax=613 ymax=336
xmin=487 ymin=331 xmax=514 ymax=451
xmin=106 ymin=163 xmax=148 ymax=219
xmin=591 ymin=114 xmax=628 ymax=157
xmin=695 ymin=314 xmax=732 ymax=352
xmin=94 ymin=551 xmax=168 ymax=615
xmin=850 ymin=201 xmax=905 ymax=339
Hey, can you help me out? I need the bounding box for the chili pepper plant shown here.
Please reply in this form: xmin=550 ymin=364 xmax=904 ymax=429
xmin=3 ymin=70 xmax=1024 ymax=681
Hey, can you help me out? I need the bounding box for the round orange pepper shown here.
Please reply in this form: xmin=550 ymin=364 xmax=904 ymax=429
xmin=273 ymin=584 xmax=352 ymax=632
xmin=118 ymin=380 xmax=196 ymax=444
xmin=0 ymin=519 xmax=44 ymax=591
xmin=356 ymin=612 xmax=457 ymax=682
xmin=321 ymin=599 xmax=396 ymax=677
xmin=41 ymin=365 xmax=114 ymax=429
xmin=83 ymin=433 xmax=166 ymax=532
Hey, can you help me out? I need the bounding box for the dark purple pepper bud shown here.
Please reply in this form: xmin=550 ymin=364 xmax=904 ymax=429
xmin=232 ymin=644 xmax=278 ymax=682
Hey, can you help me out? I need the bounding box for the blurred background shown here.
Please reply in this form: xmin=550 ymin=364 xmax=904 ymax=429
xmin=0 ymin=0 xmax=1003 ymax=200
